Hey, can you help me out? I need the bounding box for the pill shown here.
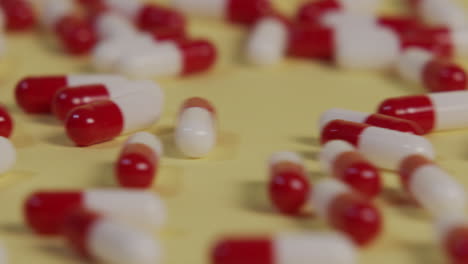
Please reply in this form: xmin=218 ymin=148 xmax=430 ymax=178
xmin=97 ymin=0 xmax=186 ymax=33
xmin=268 ymin=151 xmax=310 ymax=215
xmin=92 ymin=12 xmax=137 ymax=40
xmin=0 ymin=0 xmax=36 ymax=31
xmin=65 ymin=83 xmax=163 ymax=146
xmin=63 ymin=209 xmax=162 ymax=264
xmin=117 ymin=39 xmax=217 ymax=78
xmin=378 ymin=91 xmax=468 ymax=133
xmin=52 ymin=80 xmax=153 ymax=121
xmin=399 ymin=29 xmax=454 ymax=58
xmin=41 ymin=0 xmax=97 ymax=54
xmin=321 ymin=120 xmax=435 ymax=170
xmin=0 ymin=242 xmax=6 ymax=264
xmin=212 ymin=232 xmax=357 ymax=264
xmin=116 ymin=132 xmax=163 ymax=188
xmin=24 ymin=189 xmax=166 ymax=235
xmin=296 ymin=0 xmax=380 ymax=22
xmin=319 ymin=140 xmax=381 ymax=198
xmin=435 ymin=215 xmax=468 ymax=264
xmin=399 ymin=155 xmax=466 ymax=216
xmin=0 ymin=105 xmax=13 ymax=138
xmin=0 ymin=136 xmax=15 ymax=174
xmin=175 ymin=97 xmax=216 ymax=158
xmin=15 ymin=74 xmax=127 ymax=113
xmin=311 ymin=178 xmax=382 ymax=245
xmin=405 ymin=26 xmax=468 ymax=58
xmin=410 ymin=0 xmax=467 ymax=28
xmin=171 ymin=0 xmax=272 ymax=25
xmin=319 ymin=108 xmax=424 ymax=135
xmin=397 ymin=48 xmax=466 ymax=92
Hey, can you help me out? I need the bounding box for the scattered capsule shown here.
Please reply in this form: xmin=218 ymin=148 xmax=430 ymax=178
xmin=268 ymin=151 xmax=310 ymax=215
xmin=0 ymin=105 xmax=13 ymax=138
xmin=92 ymin=12 xmax=137 ymax=40
xmin=65 ymin=82 xmax=163 ymax=146
xmin=212 ymin=232 xmax=357 ymax=264
xmin=63 ymin=209 xmax=162 ymax=264
xmin=171 ymin=0 xmax=272 ymax=25
xmin=435 ymin=215 xmax=468 ymax=264
xmin=399 ymin=154 xmax=466 ymax=216
xmin=0 ymin=0 xmax=36 ymax=31
xmin=311 ymin=178 xmax=382 ymax=245
xmin=41 ymin=0 xmax=97 ymax=54
xmin=0 ymin=136 xmax=15 ymax=174
xmin=116 ymin=132 xmax=163 ymax=189
xmin=405 ymin=26 xmax=468 ymax=58
xmin=321 ymin=120 xmax=435 ymax=170
xmin=319 ymin=140 xmax=381 ymax=198
xmin=24 ymin=189 xmax=166 ymax=235
xmin=175 ymin=97 xmax=216 ymax=158
xmin=15 ymin=74 xmax=127 ymax=113
xmin=319 ymin=108 xmax=424 ymax=135
xmin=410 ymin=0 xmax=467 ymax=28
xmin=52 ymin=80 xmax=153 ymax=121
xmin=398 ymin=48 xmax=466 ymax=92
xmin=117 ymin=39 xmax=217 ymax=78
xmin=378 ymin=91 xmax=468 ymax=133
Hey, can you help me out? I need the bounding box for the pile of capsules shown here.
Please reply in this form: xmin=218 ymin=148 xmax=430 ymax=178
xmin=0 ymin=0 xmax=467 ymax=263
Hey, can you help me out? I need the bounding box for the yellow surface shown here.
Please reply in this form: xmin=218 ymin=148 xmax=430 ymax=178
xmin=2 ymin=0 xmax=468 ymax=263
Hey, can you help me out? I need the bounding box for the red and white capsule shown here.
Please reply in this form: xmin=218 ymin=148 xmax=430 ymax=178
xmin=65 ymin=82 xmax=163 ymax=146
xmin=0 ymin=0 xmax=36 ymax=31
xmin=319 ymin=108 xmax=424 ymax=135
xmin=171 ymin=0 xmax=272 ymax=25
xmin=52 ymin=80 xmax=153 ymax=121
xmin=212 ymin=232 xmax=357 ymax=264
xmin=319 ymin=140 xmax=381 ymax=198
xmin=435 ymin=215 xmax=468 ymax=264
xmin=0 ymin=104 xmax=13 ymax=138
xmin=321 ymin=120 xmax=434 ymax=170
xmin=397 ymin=48 xmax=467 ymax=92
xmin=15 ymin=74 xmax=126 ymax=113
xmin=92 ymin=11 xmax=137 ymax=40
xmin=63 ymin=210 xmax=162 ymax=264
xmin=410 ymin=0 xmax=467 ymax=28
xmin=268 ymin=151 xmax=310 ymax=215
xmin=24 ymin=189 xmax=166 ymax=235
xmin=399 ymin=155 xmax=466 ymax=216
xmin=40 ymin=0 xmax=97 ymax=54
xmin=116 ymin=132 xmax=163 ymax=189
xmin=175 ymin=97 xmax=216 ymax=158
xmin=0 ymin=136 xmax=15 ymax=174
xmin=311 ymin=178 xmax=382 ymax=245
xmin=378 ymin=91 xmax=468 ymax=134
xmin=117 ymin=38 xmax=217 ymax=78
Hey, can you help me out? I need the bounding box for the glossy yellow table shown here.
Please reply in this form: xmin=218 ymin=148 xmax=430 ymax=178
xmin=1 ymin=0 xmax=468 ymax=263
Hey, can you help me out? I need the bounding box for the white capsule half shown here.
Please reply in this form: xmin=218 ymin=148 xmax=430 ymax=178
xmin=40 ymin=0 xmax=73 ymax=28
xmin=417 ymin=0 xmax=467 ymax=28
xmin=0 ymin=242 xmax=7 ymax=264
xmin=126 ymin=132 xmax=164 ymax=157
xmin=311 ymin=178 xmax=349 ymax=220
xmin=0 ymin=136 xmax=15 ymax=174
xmin=95 ymin=12 xmax=137 ymax=40
xmin=319 ymin=140 xmax=355 ymax=173
xmin=397 ymin=48 xmax=433 ymax=84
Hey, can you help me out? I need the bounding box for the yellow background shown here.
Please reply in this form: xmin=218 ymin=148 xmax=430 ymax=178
xmin=1 ymin=0 xmax=468 ymax=263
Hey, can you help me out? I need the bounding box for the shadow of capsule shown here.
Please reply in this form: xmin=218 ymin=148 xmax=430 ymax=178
xmin=380 ymin=187 xmax=427 ymax=220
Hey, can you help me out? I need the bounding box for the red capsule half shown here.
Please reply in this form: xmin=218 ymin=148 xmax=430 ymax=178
xmin=0 ymin=0 xmax=36 ymax=31
xmin=0 ymin=104 xmax=13 ymax=138
xmin=54 ymin=15 xmax=98 ymax=55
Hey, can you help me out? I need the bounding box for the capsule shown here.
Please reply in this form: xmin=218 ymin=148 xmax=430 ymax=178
xmin=311 ymin=178 xmax=382 ymax=245
xmin=63 ymin=209 xmax=162 ymax=264
xmin=0 ymin=0 xmax=36 ymax=31
xmin=116 ymin=132 xmax=163 ymax=188
xmin=319 ymin=108 xmax=424 ymax=135
xmin=268 ymin=151 xmax=310 ymax=215
xmin=175 ymin=97 xmax=216 ymax=158
xmin=0 ymin=242 xmax=6 ymax=264
xmin=41 ymin=0 xmax=97 ymax=54
xmin=24 ymin=189 xmax=166 ymax=235
xmin=435 ymin=215 xmax=468 ymax=264
xmin=0 ymin=105 xmax=13 ymax=138
xmin=171 ymin=0 xmax=272 ymax=25
xmin=65 ymin=84 xmax=163 ymax=146
xmin=410 ymin=0 xmax=466 ymax=28
xmin=321 ymin=120 xmax=435 ymax=170
xmin=399 ymin=155 xmax=466 ymax=216
xmin=296 ymin=0 xmax=380 ymax=23
xmin=117 ymin=39 xmax=217 ymax=78
xmin=212 ymin=232 xmax=357 ymax=264
xmin=319 ymin=140 xmax=381 ymax=198
xmin=15 ymin=74 xmax=127 ymax=113
xmin=378 ymin=91 xmax=468 ymax=133
xmin=52 ymin=80 xmax=153 ymax=121
xmin=0 ymin=136 xmax=15 ymax=174
xmin=93 ymin=12 xmax=137 ymax=40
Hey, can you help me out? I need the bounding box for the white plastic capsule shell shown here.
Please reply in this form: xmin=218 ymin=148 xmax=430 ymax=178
xmin=0 ymin=136 xmax=15 ymax=174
